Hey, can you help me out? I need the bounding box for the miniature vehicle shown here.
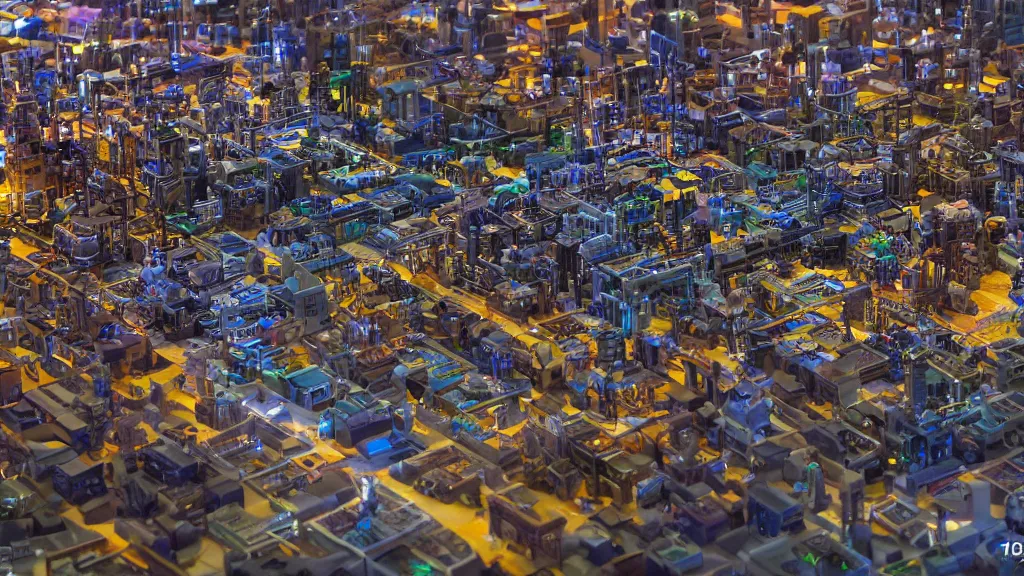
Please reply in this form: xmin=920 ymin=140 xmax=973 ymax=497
xmin=263 ymin=365 xmax=336 ymax=412
xmin=319 ymin=399 xmax=393 ymax=448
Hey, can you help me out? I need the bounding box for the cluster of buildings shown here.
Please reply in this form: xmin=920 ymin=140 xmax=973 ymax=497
xmin=3 ymin=0 xmax=1024 ymax=574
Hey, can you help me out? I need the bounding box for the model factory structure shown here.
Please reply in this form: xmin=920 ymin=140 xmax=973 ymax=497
xmin=0 ymin=0 xmax=1023 ymax=575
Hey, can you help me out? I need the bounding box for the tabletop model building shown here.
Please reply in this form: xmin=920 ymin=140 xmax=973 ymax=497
xmin=4 ymin=0 xmax=1024 ymax=575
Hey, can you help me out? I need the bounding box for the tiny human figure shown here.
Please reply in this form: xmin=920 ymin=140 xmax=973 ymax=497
xmin=358 ymin=476 xmax=379 ymax=520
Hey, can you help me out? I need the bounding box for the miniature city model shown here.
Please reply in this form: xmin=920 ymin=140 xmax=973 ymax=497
xmin=3 ymin=0 xmax=1024 ymax=575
